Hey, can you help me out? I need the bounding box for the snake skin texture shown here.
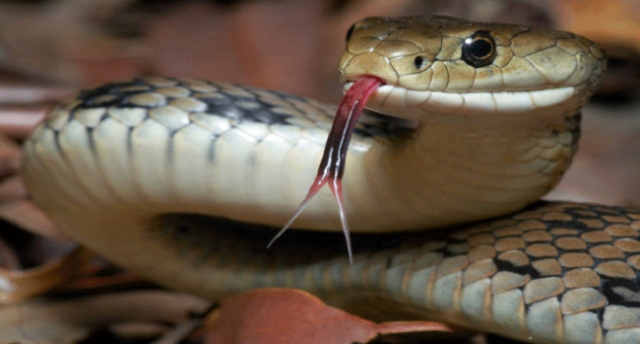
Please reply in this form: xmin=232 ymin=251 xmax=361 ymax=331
xmin=20 ymin=16 xmax=627 ymax=344
xmin=151 ymin=202 xmax=640 ymax=344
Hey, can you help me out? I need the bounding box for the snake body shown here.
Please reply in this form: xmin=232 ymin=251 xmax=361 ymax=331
xmin=21 ymin=16 xmax=640 ymax=344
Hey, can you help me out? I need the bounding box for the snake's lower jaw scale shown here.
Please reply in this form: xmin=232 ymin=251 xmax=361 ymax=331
xmin=365 ymin=86 xmax=580 ymax=121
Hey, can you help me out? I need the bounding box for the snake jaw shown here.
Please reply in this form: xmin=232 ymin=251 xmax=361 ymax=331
xmin=268 ymin=76 xmax=384 ymax=264
xmin=359 ymin=84 xmax=581 ymax=120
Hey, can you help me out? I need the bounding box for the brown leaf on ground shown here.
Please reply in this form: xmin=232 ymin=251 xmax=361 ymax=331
xmin=199 ymin=288 xmax=455 ymax=344
xmin=0 ymin=290 xmax=210 ymax=344
xmin=0 ymin=243 xmax=84 ymax=304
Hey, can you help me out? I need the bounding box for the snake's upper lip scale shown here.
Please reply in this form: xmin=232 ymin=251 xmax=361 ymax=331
xmin=344 ymin=75 xmax=388 ymax=87
xmin=343 ymin=76 xmax=390 ymax=103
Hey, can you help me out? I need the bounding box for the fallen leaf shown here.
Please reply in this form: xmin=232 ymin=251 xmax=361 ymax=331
xmin=200 ymin=288 xmax=455 ymax=344
xmin=0 ymin=290 xmax=210 ymax=344
xmin=0 ymin=238 xmax=83 ymax=304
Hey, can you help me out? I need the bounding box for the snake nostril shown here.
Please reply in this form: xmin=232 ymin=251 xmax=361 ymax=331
xmin=414 ymin=56 xmax=425 ymax=69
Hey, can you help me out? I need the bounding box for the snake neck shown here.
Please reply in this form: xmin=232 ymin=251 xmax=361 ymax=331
xmin=352 ymin=105 xmax=581 ymax=230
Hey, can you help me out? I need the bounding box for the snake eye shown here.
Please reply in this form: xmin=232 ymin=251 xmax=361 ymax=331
xmin=462 ymin=31 xmax=496 ymax=67
xmin=345 ymin=24 xmax=355 ymax=42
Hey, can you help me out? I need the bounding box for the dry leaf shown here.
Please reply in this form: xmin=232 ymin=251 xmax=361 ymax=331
xmin=0 ymin=291 xmax=210 ymax=344
xmin=0 ymin=230 xmax=83 ymax=304
xmin=201 ymin=288 xmax=455 ymax=344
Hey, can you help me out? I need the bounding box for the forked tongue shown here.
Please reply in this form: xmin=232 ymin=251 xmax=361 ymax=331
xmin=267 ymin=76 xmax=384 ymax=264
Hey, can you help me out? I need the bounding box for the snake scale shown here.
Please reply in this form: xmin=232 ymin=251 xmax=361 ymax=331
xmin=19 ymin=16 xmax=640 ymax=343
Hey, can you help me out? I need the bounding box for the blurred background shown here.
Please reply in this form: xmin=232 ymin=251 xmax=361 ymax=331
xmin=0 ymin=1 xmax=638 ymax=343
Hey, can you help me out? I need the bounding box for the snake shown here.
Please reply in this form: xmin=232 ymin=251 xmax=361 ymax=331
xmin=19 ymin=15 xmax=640 ymax=344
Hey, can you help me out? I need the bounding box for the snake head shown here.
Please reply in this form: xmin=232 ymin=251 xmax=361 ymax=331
xmin=339 ymin=16 xmax=607 ymax=120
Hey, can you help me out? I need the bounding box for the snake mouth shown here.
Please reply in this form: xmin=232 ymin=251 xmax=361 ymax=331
xmin=343 ymin=80 xmax=578 ymax=119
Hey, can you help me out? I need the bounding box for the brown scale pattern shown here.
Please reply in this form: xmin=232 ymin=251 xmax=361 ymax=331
xmin=384 ymin=202 xmax=640 ymax=343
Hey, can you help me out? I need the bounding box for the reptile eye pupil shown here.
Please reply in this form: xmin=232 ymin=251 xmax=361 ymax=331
xmin=462 ymin=30 xmax=496 ymax=67
xmin=470 ymin=39 xmax=492 ymax=58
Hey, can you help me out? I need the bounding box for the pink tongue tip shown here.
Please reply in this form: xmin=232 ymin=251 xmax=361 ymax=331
xmin=267 ymin=76 xmax=384 ymax=264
